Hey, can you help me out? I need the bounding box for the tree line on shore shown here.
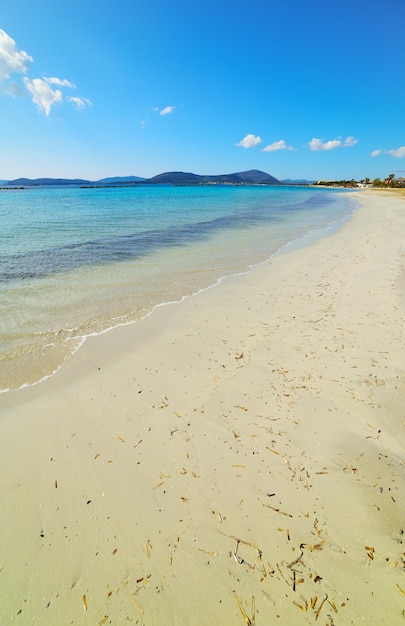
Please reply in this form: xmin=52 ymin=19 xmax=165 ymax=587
xmin=315 ymin=174 xmax=405 ymax=188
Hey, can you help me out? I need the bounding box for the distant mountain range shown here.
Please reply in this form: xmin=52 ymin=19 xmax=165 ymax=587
xmin=2 ymin=177 xmax=91 ymax=186
xmin=282 ymin=178 xmax=316 ymax=184
xmin=2 ymin=176 xmax=146 ymax=186
xmin=97 ymin=176 xmax=146 ymax=184
xmin=2 ymin=170 xmax=284 ymax=187
xmin=146 ymin=169 xmax=281 ymax=185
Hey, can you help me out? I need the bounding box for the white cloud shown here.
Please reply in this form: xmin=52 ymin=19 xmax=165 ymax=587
xmin=0 ymin=29 xmax=90 ymax=116
xmin=46 ymin=77 xmax=76 ymax=88
xmin=309 ymin=136 xmax=358 ymax=151
xmin=1 ymin=80 xmax=26 ymax=97
xmin=23 ymin=77 xmax=63 ymax=116
xmin=309 ymin=137 xmax=342 ymax=151
xmin=236 ymin=134 xmax=262 ymax=149
xmin=386 ymin=146 xmax=405 ymax=158
xmin=344 ymin=136 xmax=358 ymax=147
xmin=262 ymin=139 xmax=295 ymax=152
xmin=67 ymin=96 xmax=92 ymax=110
xmin=160 ymin=105 xmax=174 ymax=116
xmin=23 ymin=76 xmax=90 ymax=116
xmin=0 ymin=29 xmax=32 ymax=81
xmin=371 ymin=146 xmax=405 ymax=158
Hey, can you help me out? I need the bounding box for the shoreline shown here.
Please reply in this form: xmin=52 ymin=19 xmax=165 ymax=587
xmin=0 ymin=189 xmax=357 ymax=394
xmin=0 ymin=191 xmax=404 ymax=624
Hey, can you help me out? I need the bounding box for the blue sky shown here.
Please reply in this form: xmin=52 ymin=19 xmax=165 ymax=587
xmin=1 ymin=0 xmax=404 ymax=181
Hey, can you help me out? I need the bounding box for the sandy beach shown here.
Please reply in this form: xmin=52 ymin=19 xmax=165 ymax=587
xmin=0 ymin=191 xmax=404 ymax=625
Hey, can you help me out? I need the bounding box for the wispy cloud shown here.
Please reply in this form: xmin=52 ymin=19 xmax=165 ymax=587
xmin=67 ymin=96 xmax=93 ymax=111
xmin=371 ymin=146 xmax=405 ymax=158
xmin=386 ymin=146 xmax=405 ymax=158
xmin=1 ymin=80 xmax=26 ymax=97
xmin=23 ymin=76 xmax=91 ymax=116
xmin=0 ymin=28 xmax=32 ymax=80
xmin=0 ymin=28 xmax=91 ymax=115
xmin=152 ymin=105 xmax=174 ymax=116
xmin=46 ymin=77 xmax=76 ymax=88
xmin=236 ymin=134 xmax=262 ymax=149
xmin=262 ymin=139 xmax=295 ymax=152
xmin=23 ymin=77 xmax=63 ymax=116
xmin=309 ymin=136 xmax=358 ymax=151
xmin=343 ymin=136 xmax=358 ymax=147
xmin=159 ymin=105 xmax=174 ymax=116
xmin=142 ymin=105 xmax=174 ymax=127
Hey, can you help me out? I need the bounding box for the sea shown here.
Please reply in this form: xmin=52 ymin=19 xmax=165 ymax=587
xmin=0 ymin=184 xmax=358 ymax=392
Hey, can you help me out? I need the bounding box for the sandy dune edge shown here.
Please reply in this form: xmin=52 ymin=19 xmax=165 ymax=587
xmin=0 ymin=192 xmax=404 ymax=625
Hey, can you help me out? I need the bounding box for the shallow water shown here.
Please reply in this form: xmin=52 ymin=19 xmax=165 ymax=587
xmin=0 ymin=184 xmax=357 ymax=391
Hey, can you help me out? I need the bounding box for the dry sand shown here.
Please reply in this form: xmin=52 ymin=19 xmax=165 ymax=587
xmin=0 ymin=191 xmax=404 ymax=625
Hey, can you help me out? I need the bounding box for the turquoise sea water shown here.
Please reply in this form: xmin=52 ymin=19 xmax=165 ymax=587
xmin=0 ymin=184 xmax=358 ymax=391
